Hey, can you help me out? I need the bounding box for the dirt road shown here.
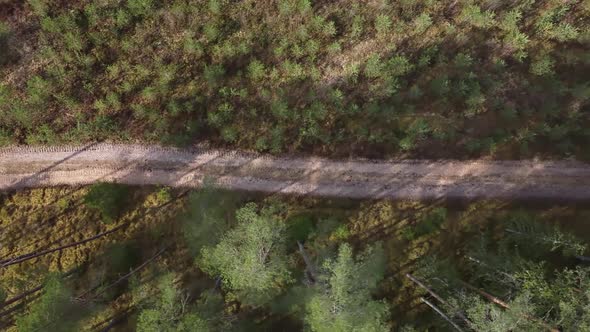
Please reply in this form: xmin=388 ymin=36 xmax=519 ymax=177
xmin=1 ymin=144 xmax=589 ymax=200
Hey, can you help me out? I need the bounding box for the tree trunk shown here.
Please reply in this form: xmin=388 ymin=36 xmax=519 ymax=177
xmin=0 ymin=267 xmax=79 ymax=321
xmin=77 ymin=246 xmax=167 ymax=302
xmin=0 ymin=285 xmax=43 ymax=309
xmin=214 ymin=276 xmax=222 ymax=290
xmin=101 ymin=319 xmax=117 ymax=332
xmin=466 ymin=256 xmax=517 ymax=283
xmin=420 ymin=297 xmax=464 ymax=332
xmin=406 ymin=273 xmax=472 ymax=326
xmin=0 ymin=223 xmax=127 ymax=268
xmin=0 ymin=294 xmax=40 ymax=320
xmin=460 ymin=280 xmax=559 ymax=332
xmin=297 ymin=241 xmax=318 ymax=284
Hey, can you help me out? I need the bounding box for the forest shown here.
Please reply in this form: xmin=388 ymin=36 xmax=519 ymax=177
xmin=0 ymin=0 xmax=588 ymax=158
xmin=1 ymin=185 xmax=590 ymax=331
xmin=1 ymin=0 xmax=590 ymax=331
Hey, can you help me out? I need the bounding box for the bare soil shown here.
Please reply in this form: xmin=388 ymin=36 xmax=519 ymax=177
xmin=1 ymin=144 xmax=589 ymax=200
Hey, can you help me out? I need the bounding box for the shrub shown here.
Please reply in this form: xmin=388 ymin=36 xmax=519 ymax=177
xmin=203 ymin=64 xmax=225 ymax=87
xmin=27 ymin=0 xmax=47 ymax=16
xmin=26 ymin=76 xmax=51 ymax=107
xmin=350 ymin=15 xmax=364 ymax=38
xmin=458 ymin=4 xmax=495 ymax=29
xmin=247 ymin=60 xmax=266 ymax=81
xmin=25 ymin=124 xmax=58 ymax=145
xmin=287 ymin=214 xmax=315 ymax=242
xmin=375 ymin=14 xmax=392 ymax=36
xmin=387 ymin=55 xmax=413 ymax=77
xmin=402 ymin=207 xmax=447 ymax=240
xmin=430 ymin=75 xmax=451 ymax=96
xmin=504 ymin=30 xmax=529 ymax=61
xmin=453 ymin=53 xmax=473 ymax=68
xmin=84 ymin=183 xmax=131 ymax=223
xmin=550 ymin=23 xmax=579 ymax=42
xmin=0 ymin=128 xmax=12 ymax=146
xmin=364 ymin=54 xmax=385 ymax=78
xmin=530 ymin=55 xmax=554 ymax=76
xmin=127 ymin=0 xmax=154 ymax=17
xmin=0 ymin=22 xmax=15 ymax=66
xmin=413 ymin=13 xmax=432 ymax=34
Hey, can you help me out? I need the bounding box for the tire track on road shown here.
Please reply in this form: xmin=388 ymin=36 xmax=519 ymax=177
xmin=1 ymin=144 xmax=589 ymax=200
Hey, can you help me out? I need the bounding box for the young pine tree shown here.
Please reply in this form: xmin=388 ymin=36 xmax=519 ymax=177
xmin=305 ymin=243 xmax=389 ymax=332
xmin=16 ymin=275 xmax=85 ymax=332
xmin=136 ymin=273 xmax=217 ymax=332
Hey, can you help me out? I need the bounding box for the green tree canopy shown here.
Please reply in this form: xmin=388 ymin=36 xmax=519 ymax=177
xmin=412 ymin=215 xmax=590 ymax=332
xmin=461 ymin=267 xmax=590 ymax=332
xmin=305 ymin=243 xmax=389 ymax=332
xmin=16 ymin=275 xmax=83 ymax=332
xmin=199 ymin=202 xmax=292 ymax=307
xmin=136 ymin=273 xmax=211 ymax=332
xmin=182 ymin=185 xmax=240 ymax=255
xmin=83 ymin=183 xmax=130 ymax=223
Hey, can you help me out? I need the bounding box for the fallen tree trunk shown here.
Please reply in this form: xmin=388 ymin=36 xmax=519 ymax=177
xmin=0 ymin=285 xmax=43 ymax=309
xmin=77 ymin=246 xmax=167 ymax=302
xmin=461 ymin=281 xmax=559 ymax=332
xmin=420 ymin=297 xmax=464 ymax=332
xmin=0 ymin=223 xmax=127 ymax=268
xmin=297 ymin=241 xmax=318 ymax=284
xmin=406 ymin=274 xmax=471 ymax=326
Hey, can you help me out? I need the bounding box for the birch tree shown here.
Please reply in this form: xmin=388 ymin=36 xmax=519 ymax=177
xmin=199 ymin=202 xmax=292 ymax=306
xmin=136 ymin=273 xmax=210 ymax=332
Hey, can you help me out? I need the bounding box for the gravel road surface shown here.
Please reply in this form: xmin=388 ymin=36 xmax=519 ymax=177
xmin=1 ymin=144 xmax=589 ymax=200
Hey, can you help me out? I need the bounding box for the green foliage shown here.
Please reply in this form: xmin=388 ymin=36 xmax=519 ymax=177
xmin=136 ymin=273 xmax=212 ymax=332
xmin=182 ymin=186 xmax=239 ymax=255
xmin=127 ymin=0 xmax=154 ymax=17
xmin=388 ymin=55 xmax=413 ymax=76
xmin=287 ymin=214 xmax=315 ymax=242
xmin=460 ymin=267 xmax=590 ymax=331
xmin=375 ymin=14 xmax=392 ymax=37
xmin=402 ymin=207 xmax=447 ymax=240
xmin=1 ymin=0 xmax=588 ymax=158
xmin=504 ymin=212 xmax=587 ymax=257
xmin=305 ymin=243 xmax=389 ymax=332
xmin=553 ymin=267 xmax=590 ymax=330
xmin=530 ymin=55 xmax=555 ymax=76
xmin=536 ymin=7 xmax=579 ymax=42
xmin=154 ymin=187 xmax=172 ymax=204
xmin=364 ymin=54 xmax=385 ymax=78
xmin=248 ymin=60 xmax=266 ymax=81
xmin=0 ymin=22 xmax=14 ymax=66
xmin=27 ymin=0 xmax=48 ymax=16
xmin=458 ymin=4 xmax=495 ymax=29
xmin=464 ymin=292 xmax=538 ymax=331
xmin=0 ymin=128 xmax=13 ymax=146
xmin=0 ymin=287 xmax=6 ymax=304
xmin=199 ymin=202 xmax=292 ymax=306
xmin=26 ymin=76 xmax=51 ymax=107
xmin=413 ymin=13 xmax=432 ymax=34
xmin=83 ymin=183 xmax=130 ymax=223
xmin=16 ymin=275 xmax=82 ymax=332
xmin=413 ymin=210 xmax=590 ymax=331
